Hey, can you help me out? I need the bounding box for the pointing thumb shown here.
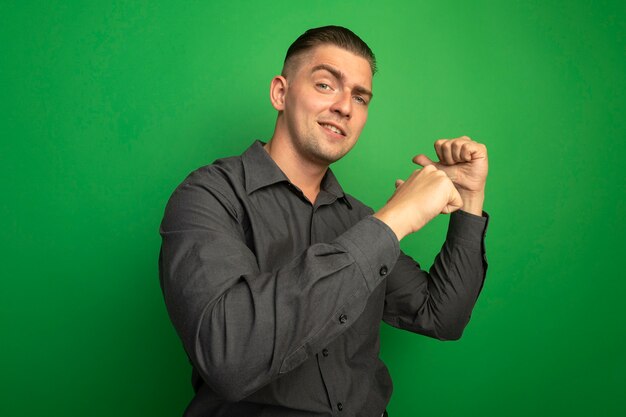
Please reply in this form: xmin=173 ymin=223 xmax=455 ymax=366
xmin=412 ymin=154 xmax=436 ymax=167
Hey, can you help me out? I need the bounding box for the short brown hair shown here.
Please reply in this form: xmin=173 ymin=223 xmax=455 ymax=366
xmin=282 ymin=26 xmax=377 ymax=76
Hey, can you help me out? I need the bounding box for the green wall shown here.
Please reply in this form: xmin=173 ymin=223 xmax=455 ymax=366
xmin=2 ymin=1 xmax=624 ymax=416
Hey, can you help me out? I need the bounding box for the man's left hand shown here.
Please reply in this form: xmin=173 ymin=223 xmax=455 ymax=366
xmin=413 ymin=136 xmax=488 ymax=215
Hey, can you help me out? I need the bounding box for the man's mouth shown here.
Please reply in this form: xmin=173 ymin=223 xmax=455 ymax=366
xmin=318 ymin=122 xmax=346 ymax=136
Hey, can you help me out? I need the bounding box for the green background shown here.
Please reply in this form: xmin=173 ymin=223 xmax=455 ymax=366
xmin=2 ymin=1 xmax=624 ymax=416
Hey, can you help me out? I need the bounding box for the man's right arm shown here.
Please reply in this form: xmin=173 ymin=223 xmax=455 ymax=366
xmin=158 ymin=176 xmax=400 ymax=402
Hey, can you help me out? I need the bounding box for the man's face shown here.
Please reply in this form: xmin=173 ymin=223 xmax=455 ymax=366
xmin=280 ymin=45 xmax=373 ymax=166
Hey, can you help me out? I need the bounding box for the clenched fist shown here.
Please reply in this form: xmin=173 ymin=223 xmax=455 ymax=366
xmin=374 ymin=137 xmax=488 ymax=240
xmin=413 ymin=136 xmax=488 ymax=192
xmin=374 ymin=165 xmax=463 ymax=241
xmin=414 ymin=136 xmax=488 ymax=216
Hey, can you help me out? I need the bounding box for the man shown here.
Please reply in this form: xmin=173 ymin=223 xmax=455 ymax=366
xmin=159 ymin=26 xmax=489 ymax=417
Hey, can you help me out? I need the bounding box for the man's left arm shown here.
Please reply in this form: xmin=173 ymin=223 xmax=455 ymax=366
xmin=382 ymin=136 xmax=489 ymax=340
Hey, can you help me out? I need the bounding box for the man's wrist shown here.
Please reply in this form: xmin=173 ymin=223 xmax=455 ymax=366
xmin=458 ymin=190 xmax=485 ymax=216
xmin=373 ymin=209 xmax=410 ymax=241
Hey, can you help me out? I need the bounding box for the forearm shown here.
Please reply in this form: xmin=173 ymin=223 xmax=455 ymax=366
xmin=382 ymin=210 xmax=489 ymax=340
xmin=427 ymin=211 xmax=488 ymax=337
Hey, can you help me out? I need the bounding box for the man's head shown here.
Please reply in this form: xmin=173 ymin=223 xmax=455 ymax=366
xmin=282 ymin=26 xmax=377 ymax=78
xmin=270 ymin=26 xmax=376 ymax=167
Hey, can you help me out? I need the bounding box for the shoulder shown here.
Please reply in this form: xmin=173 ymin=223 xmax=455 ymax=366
xmin=163 ymin=155 xmax=247 ymax=228
xmin=181 ymin=155 xmax=245 ymax=198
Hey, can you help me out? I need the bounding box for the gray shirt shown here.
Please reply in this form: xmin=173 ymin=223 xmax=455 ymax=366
xmin=159 ymin=140 xmax=489 ymax=417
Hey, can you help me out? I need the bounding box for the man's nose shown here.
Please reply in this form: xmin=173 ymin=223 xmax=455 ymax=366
xmin=330 ymin=91 xmax=352 ymax=119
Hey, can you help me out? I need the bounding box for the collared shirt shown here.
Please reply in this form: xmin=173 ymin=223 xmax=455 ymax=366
xmin=159 ymin=140 xmax=489 ymax=417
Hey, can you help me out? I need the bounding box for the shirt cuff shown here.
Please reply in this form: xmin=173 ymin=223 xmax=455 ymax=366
xmin=334 ymin=216 xmax=400 ymax=292
xmin=446 ymin=210 xmax=489 ymax=251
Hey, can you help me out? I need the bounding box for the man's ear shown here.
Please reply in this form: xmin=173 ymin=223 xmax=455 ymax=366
xmin=270 ymin=75 xmax=288 ymax=111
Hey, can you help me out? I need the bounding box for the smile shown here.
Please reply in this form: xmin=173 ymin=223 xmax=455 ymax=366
xmin=318 ymin=122 xmax=346 ymax=136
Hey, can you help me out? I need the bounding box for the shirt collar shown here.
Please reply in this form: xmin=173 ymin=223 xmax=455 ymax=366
xmin=319 ymin=167 xmax=345 ymax=199
xmin=242 ymin=140 xmax=346 ymax=199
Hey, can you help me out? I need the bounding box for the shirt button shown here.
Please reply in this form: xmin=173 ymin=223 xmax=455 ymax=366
xmin=322 ymin=348 xmax=329 ymax=357
xmin=379 ymin=265 xmax=388 ymax=276
xmin=337 ymin=402 xmax=343 ymax=411
xmin=339 ymin=314 xmax=347 ymax=324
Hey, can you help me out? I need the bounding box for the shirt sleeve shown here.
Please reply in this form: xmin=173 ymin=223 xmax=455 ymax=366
xmin=382 ymin=210 xmax=489 ymax=340
xmin=158 ymin=178 xmax=400 ymax=402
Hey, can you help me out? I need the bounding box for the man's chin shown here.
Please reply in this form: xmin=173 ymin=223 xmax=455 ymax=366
xmin=299 ymin=137 xmax=354 ymax=166
xmin=312 ymin=147 xmax=350 ymax=166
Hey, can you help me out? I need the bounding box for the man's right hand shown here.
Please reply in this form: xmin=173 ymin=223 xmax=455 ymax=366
xmin=373 ymin=165 xmax=463 ymax=241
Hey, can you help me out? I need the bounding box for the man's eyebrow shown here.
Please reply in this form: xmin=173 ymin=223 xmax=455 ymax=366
xmin=311 ymin=64 xmax=343 ymax=81
xmin=311 ymin=64 xmax=373 ymax=99
xmin=353 ymin=85 xmax=373 ymax=100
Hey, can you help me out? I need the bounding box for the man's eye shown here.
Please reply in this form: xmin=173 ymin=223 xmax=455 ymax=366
xmin=317 ymin=83 xmax=331 ymax=90
xmin=353 ymin=96 xmax=367 ymax=105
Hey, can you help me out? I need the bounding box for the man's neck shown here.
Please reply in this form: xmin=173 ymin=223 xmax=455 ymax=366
xmin=263 ymin=138 xmax=327 ymax=204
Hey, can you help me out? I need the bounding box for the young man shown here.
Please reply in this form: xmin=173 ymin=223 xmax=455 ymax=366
xmin=159 ymin=26 xmax=489 ymax=417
